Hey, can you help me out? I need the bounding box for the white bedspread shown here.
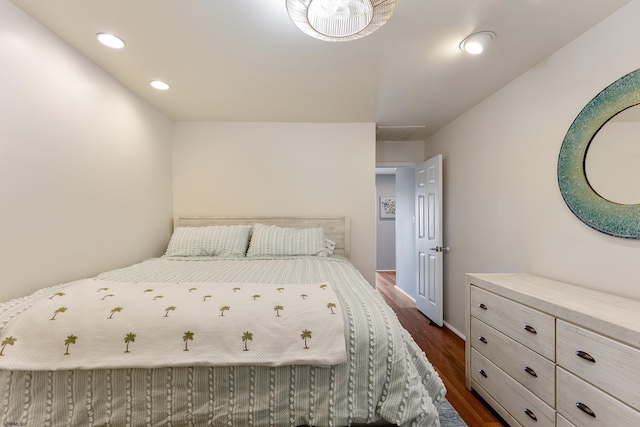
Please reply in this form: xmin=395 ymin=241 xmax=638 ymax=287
xmin=0 ymin=279 xmax=346 ymax=370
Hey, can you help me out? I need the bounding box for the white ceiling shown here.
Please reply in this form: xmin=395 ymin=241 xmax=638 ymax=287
xmin=10 ymin=0 xmax=631 ymax=140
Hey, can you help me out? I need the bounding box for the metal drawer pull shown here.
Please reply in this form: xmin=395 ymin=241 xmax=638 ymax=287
xmin=524 ymin=366 xmax=537 ymax=377
xmin=576 ymin=402 xmax=596 ymax=417
xmin=524 ymin=408 xmax=537 ymax=421
xmin=478 ymin=336 xmax=487 ymax=344
xmin=575 ymin=350 xmax=596 ymax=363
xmin=478 ymin=369 xmax=487 ymax=378
xmin=524 ymin=325 xmax=537 ymax=334
xmin=478 ymin=303 xmax=487 ymax=310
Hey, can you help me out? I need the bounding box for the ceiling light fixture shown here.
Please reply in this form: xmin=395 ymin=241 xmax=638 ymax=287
xmin=459 ymin=31 xmax=495 ymax=55
xmin=286 ymin=0 xmax=398 ymax=42
xmin=150 ymin=80 xmax=170 ymax=91
xmin=96 ymin=33 xmax=125 ymax=49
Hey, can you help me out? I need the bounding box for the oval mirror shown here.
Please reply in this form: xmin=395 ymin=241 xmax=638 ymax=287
xmin=558 ymin=68 xmax=640 ymax=239
xmin=585 ymin=105 xmax=640 ymax=205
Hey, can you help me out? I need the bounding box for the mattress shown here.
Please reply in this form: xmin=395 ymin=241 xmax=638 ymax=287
xmin=0 ymin=255 xmax=445 ymax=427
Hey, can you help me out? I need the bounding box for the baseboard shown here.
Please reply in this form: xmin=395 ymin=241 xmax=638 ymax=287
xmin=444 ymin=321 xmax=465 ymax=341
xmin=393 ymin=285 xmax=416 ymax=302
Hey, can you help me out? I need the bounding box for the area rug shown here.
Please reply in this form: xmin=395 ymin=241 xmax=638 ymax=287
xmin=440 ymin=398 xmax=467 ymax=426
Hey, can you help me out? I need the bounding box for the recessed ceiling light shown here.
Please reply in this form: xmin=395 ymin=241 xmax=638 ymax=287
xmin=150 ymin=80 xmax=170 ymax=91
xmin=96 ymin=33 xmax=125 ymax=49
xmin=460 ymin=31 xmax=495 ymax=55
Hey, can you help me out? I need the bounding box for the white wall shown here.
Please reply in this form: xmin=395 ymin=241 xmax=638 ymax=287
xmin=395 ymin=167 xmax=417 ymax=299
xmin=375 ymin=173 xmax=396 ymax=271
xmin=376 ymin=141 xmax=424 ymax=165
xmin=425 ymin=0 xmax=640 ymax=335
xmin=172 ymin=122 xmax=376 ymax=284
xmin=0 ymin=0 xmax=174 ymax=302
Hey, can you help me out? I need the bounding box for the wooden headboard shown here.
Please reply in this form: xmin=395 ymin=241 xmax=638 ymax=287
xmin=175 ymin=216 xmax=351 ymax=259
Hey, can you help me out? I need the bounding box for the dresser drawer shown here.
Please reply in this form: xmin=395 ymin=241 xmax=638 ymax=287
xmin=556 ymin=414 xmax=576 ymax=427
xmin=557 ymin=367 xmax=640 ymax=427
xmin=471 ymin=317 xmax=555 ymax=407
xmin=557 ymin=320 xmax=640 ymax=411
xmin=471 ymin=349 xmax=554 ymax=427
xmin=470 ymin=286 xmax=555 ymax=360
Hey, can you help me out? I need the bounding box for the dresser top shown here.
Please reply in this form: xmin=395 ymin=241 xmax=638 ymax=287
xmin=467 ymin=273 xmax=640 ymax=349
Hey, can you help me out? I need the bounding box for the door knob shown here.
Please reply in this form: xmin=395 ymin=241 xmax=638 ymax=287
xmin=429 ymin=246 xmax=450 ymax=252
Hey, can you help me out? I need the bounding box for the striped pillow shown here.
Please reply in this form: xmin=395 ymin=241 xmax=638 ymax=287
xmin=165 ymin=225 xmax=252 ymax=257
xmin=246 ymin=223 xmax=327 ymax=257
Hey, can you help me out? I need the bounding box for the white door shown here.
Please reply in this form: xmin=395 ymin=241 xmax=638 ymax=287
xmin=415 ymin=155 xmax=445 ymax=326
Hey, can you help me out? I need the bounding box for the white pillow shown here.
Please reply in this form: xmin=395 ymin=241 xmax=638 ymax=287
xmin=246 ymin=223 xmax=327 ymax=257
xmin=165 ymin=225 xmax=252 ymax=257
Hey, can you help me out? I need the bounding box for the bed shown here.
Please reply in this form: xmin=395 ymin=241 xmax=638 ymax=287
xmin=0 ymin=217 xmax=446 ymax=427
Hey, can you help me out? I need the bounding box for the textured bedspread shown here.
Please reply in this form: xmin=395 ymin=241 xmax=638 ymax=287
xmin=0 ymin=256 xmax=445 ymax=427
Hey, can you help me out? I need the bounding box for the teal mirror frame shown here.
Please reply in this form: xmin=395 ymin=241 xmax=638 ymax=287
xmin=558 ymin=68 xmax=640 ymax=239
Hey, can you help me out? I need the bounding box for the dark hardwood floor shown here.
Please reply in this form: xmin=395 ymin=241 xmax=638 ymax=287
xmin=375 ymin=272 xmax=507 ymax=427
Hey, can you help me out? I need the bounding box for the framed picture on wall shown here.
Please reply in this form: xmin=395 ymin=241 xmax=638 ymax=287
xmin=379 ymin=196 xmax=396 ymax=219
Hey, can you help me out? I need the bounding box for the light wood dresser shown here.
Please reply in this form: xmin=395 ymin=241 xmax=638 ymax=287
xmin=465 ymin=273 xmax=640 ymax=427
